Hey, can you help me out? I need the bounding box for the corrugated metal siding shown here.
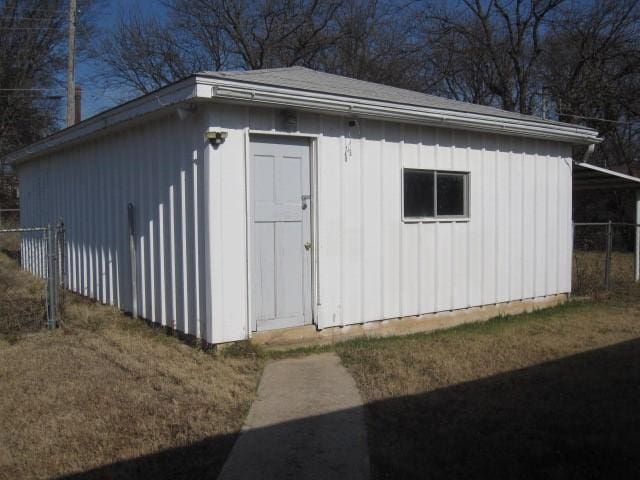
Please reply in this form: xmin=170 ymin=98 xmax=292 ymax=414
xmin=18 ymin=112 xmax=209 ymax=341
xmin=205 ymin=106 xmax=251 ymax=343
xmin=18 ymin=161 xmax=50 ymax=278
xmin=17 ymin=102 xmax=573 ymax=345
xmin=209 ymin=105 xmax=573 ymax=338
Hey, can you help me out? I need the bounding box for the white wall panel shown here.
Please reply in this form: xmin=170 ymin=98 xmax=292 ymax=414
xmin=522 ymin=143 xmax=536 ymax=298
xmin=206 ymin=104 xmax=250 ymax=343
xmin=315 ymin=116 xmax=343 ymax=327
xmin=382 ymin=124 xmax=402 ymax=318
xmin=361 ymin=120 xmax=384 ymax=322
xmin=436 ymin=222 xmax=453 ymax=311
xmin=480 ymin=135 xmax=497 ymax=305
xmin=467 ymin=132 xmax=484 ymax=307
xmin=546 ymin=142 xmax=560 ymax=295
xmin=346 ymin=132 xmax=364 ymax=324
xmin=18 ymin=110 xmax=209 ymax=341
xmin=509 ymin=137 xmax=524 ymax=301
xmin=534 ymin=141 xmax=548 ymax=297
xmin=201 ymin=105 xmax=574 ymax=339
xmin=495 ymin=135 xmax=511 ymax=303
xmin=18 ymin=102 xmax=574 ymax=344
xmin=559 ymin=149 xmax=573 ymax=293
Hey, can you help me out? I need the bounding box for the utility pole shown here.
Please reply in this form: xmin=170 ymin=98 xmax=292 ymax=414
xmin=66 ymin=0 xmax=77 ymax=127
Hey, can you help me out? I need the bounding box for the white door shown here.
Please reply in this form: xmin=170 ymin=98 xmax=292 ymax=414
xmin=250 ymin=136 xmax=312 ymax=331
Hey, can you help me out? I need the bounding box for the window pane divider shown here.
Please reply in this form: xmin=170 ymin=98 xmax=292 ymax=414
xmin=403 ymin=168 xmax=470 ymax=222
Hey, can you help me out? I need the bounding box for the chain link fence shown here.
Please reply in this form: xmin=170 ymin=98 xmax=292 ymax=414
xmin=3 ymin=209 xmax=636 ymax=329
xmin=573 ymin=222 xmax=639 ymax=295
xmin=0 ymin=211 xmax=65 ymax=334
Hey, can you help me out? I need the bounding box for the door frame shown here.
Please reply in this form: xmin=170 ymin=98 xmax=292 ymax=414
xmin=244 ymin=130 xmax=320 ymax=335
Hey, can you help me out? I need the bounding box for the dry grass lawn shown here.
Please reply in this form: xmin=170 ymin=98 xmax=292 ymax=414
xmin=0 ymin=254 xmax=263 ymax=480
xmin=337 ymin=288 xmax=640 ymax=479
xmin=3 ymin=241 xmax=640 ymax=480
xmin=0 ymin=221 xmax=21 ymax=256
xmin=573 ymin=250 xmax=636 ymax=294
xmin=0 ymin=250 xmax=46 ymax=334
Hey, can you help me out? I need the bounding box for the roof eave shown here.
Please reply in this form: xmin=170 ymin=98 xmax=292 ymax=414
xmin=5 ymin=74 xmax=602 ymax=166
xmin=195 ymin=76 xmax=601 ymax=145
xmin=5 ymin=76 xmax=199 ymax=165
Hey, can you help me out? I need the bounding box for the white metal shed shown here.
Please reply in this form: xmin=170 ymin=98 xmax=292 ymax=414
xmin=7 ymin=67 xmax=601 ymax=345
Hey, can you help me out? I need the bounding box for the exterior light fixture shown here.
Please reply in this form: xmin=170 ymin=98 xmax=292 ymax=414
xmin=205 ymin=129 xmax=228 ymax=145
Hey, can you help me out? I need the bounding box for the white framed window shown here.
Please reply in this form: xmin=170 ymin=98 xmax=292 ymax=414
xmin=403 ymin=168 xmax=469 ymax=221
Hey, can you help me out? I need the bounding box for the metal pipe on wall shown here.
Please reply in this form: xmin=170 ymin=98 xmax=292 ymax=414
xmin=128 ymin=203 xmax=138 ymax=318
xmin=635 ymin=190 xmax=640 ymax=282
xmin=604 ymin=220 xmax=613 ymax=289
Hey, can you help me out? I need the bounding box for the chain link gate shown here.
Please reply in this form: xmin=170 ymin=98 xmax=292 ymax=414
xmin=0 ymin=218 xmax=65 ymax=330
xmin=573 ymin=221 xmax=640 ymax=294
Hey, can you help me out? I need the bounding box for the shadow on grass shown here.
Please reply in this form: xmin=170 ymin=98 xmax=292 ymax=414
xmin=367 ymin=337 xmax=640 ymax=479
xmin=58 ymin=338 xmax=640 ymax=480
xmin=56 ymin=433 xmax=239 ymax=480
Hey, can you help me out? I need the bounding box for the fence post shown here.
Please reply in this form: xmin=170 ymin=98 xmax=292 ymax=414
xmin=635 ymin=190 xmax=639 ymax=283
xmin=128 ymin=203 xmax=138 ymax=319
xmin=56 ymin=220 xmax=65 ymax=285
xmin=46 ymin=224 xmax=58 ymax=328
xmin=604 ymin=220 xmax=613 ymax=289
xmin=571 ymin=221 xmax=575 ymax=291
xmin=56 ymin=220 xmax=65 ymax=312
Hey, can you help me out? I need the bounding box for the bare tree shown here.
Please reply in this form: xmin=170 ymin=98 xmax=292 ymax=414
xmin=97 ymin=0 xmax=425 ymax=96
xmin=542 ymin=0 xmax=640 ymax=171
xmin=422 ymin=0 xmax=565 ymax=113
xmin=98 ymin=0 xmax=346 ymax=92
xmin=93 ymin=0 xmax=640 ymax=183
xmin=317 ymin=0 xmax=424 ymax=89
xmin=228 ymin=0 xmax=341 ymax=69
xmin=421 ymin=16 xmax=500 ymax=104
xmin=0 ymin=0 xmax=68 ymax=206
xmin=98 ymin=10 xmax=206 ymax=94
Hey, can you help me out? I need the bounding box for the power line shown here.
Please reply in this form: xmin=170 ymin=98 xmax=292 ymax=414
xmin=0 ymin=17 xmax=64 ymax=23
xmin=559 ymin=112 xmax=639 ymax=125
xmin=1 ymin=6 xmax=68 ymax=13
xmin=0 ymin=88 xmax=65 ymax=91
xmin=0 ymin=16 xmax=64 ymax=21
xmin=0 ymin=26 xmax=56 ymax=30
xmin=0 ymin=13 xmax=65 ymax=18
xmin=0 ymin=96 xmax=62 ymax=100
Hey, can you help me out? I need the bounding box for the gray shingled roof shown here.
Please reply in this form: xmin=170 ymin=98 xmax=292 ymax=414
xmin=200 ymin=66 xmax=567 ymax=127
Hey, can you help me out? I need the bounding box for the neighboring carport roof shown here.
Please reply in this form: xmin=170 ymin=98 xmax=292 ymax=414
xmin=573 ymin=162 xmax=640 ymax=191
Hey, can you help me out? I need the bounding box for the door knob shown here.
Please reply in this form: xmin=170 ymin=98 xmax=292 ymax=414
xmin=301 ymin=194 xmax=311 ymax=210
xmin=304 ymin=242 xmax=312 ymax=251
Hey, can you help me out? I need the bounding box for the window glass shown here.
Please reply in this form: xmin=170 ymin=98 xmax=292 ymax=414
xmin=436 ymin=173 xmax=466 ymax=216
xmin=404 ymin=169 xmax=434 ymax=218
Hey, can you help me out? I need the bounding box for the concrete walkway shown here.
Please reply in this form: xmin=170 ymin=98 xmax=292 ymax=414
xmin=217 ymin=352 xmax=370 ymax=480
